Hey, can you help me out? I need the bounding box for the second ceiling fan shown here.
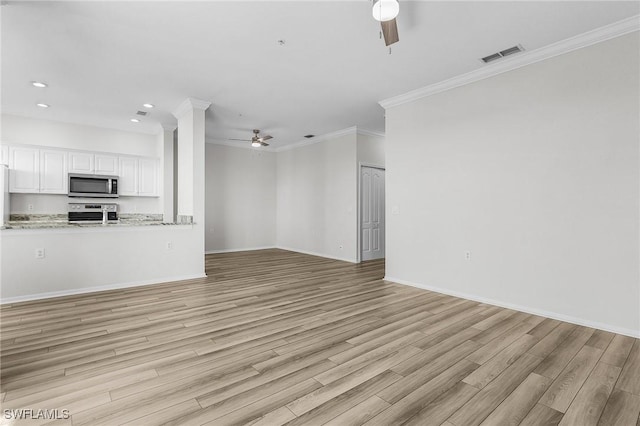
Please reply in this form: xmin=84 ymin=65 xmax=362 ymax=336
xmin=372 ymin=0 xmax=400 ymax=46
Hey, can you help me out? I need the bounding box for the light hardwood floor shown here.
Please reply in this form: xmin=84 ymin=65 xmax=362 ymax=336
xmin=1 ymin=249 xmax=639 ymax=425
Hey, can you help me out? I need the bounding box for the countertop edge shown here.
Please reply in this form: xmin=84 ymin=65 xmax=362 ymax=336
xmin=1 ymin=221 xmax=195 ymax=232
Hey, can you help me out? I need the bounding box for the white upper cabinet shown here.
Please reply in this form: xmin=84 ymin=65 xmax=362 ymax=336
xmin=68 ymin=152 xmax=94 ymax=174
xmin=39 ymin=149 xmax=68 ymax=194
xmin=138 ymin=158 xmax=159 ymax=197
xmin=9 ymin=146 xmax=40 ymax=193
xmin=9 ymin=147 xmax=68 ymax=194
xmin=119 ymin=156 xmax=158 ymax=197
xmin=118 ymin=157 xmax=138 ymax=196
xmin=68 ymin=152 xmax=119 ymax=176
xmin=7 ymin=145 xmax=160 ymax=197
xmin=94 ymin=154 xmax=119 ymax=176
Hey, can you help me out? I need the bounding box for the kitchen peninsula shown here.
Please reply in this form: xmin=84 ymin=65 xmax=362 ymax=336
xmin=0 ymin=216 xmax=203 ymax=304
xmin=1 ymin=99 xmax=208 ymax=307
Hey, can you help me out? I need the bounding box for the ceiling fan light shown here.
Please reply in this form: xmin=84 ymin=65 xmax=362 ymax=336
xmin=251 ymin=141 xmax=261 ymax=147
xmin=372 ymin=0 xmax=399 ymax=22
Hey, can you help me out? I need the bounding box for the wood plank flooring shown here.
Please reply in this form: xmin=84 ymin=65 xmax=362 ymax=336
xmin=1 ymin=248 xmax=639 ymax=425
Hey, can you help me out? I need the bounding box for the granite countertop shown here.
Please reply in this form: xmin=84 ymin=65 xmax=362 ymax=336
xmin=1 ymin=214 xmax=186 ymax=230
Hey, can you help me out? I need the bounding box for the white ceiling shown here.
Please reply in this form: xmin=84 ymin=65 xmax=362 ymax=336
xmin=2 ymin=1 xmax=638 ymax=149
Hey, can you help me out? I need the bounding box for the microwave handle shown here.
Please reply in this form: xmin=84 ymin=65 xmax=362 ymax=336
xmin=108 ymin=179 xmax=112 ymax=194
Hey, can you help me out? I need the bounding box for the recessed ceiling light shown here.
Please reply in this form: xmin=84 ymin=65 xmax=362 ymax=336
xmin=142 ymin=103 xmax=154 ymax=108
xmin=36 ymin=103 xmax=49 ymax=108
xmin=31 ymin=81 xmax=47 ymax=88
xmin=130 ymin=118 xmax=140 ymax=123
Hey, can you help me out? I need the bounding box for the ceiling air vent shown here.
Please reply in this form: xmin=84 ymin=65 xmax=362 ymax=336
xmin=136 ymin=110 xmax=148 ymax=116
xmin=304 ymin=134 xmax=315 ymax=139
xmin=481 ymin=53 xmax=503 ymax=63
xmin=481 ymin=45 xmax=524 ymax=63
xmin=500 ymin=46 xmax=523 ymax=57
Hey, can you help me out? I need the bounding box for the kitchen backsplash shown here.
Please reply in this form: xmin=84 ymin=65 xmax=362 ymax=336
xmin=10 ymin=193 xmax=162 ymax=214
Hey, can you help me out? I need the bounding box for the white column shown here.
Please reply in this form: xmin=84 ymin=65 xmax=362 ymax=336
xmin=173 ymin=98 xmax=210 ymax=227
xmin=158 ymin=123 xmax=176 ymax=223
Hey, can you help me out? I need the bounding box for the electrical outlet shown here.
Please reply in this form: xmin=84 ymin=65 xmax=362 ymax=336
xmin=465 ymin=251 xmax=471 ymax=261
xmin=35 ymin=248 xmax=45 ymax=259
xmin=28 ymin=204 xmax=34 ymax=211
xmin=166 ymin=241 xmax=173 ymax=250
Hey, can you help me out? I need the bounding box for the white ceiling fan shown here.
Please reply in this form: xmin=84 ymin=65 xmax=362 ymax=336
xmin=372 ymin=0 xmax=400 ymax=46
xmin=229 ymin=129 xmax=273 ymax=147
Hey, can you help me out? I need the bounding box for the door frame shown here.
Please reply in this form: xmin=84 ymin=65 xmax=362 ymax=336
xmin=357 ymin=163 xmax=386 ymax=263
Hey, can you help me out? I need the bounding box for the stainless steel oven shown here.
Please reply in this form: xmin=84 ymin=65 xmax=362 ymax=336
xmin=68 ymin=203 xmax=119 ymax=223
xmin=68 ymin=174 xmax=118 ymax=198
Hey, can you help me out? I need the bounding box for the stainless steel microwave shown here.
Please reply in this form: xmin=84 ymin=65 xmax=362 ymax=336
xmin=68 ymin=174 xmax=118 ymax=198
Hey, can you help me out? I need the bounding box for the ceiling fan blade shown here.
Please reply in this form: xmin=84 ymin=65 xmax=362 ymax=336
xmin=260 ymin=135 xmax=273 ymax=141
xmin=229 ymin=138 xmax=251 ymax=141
xmin=261 ymin=142 xmax=270 ymax=147
xmin=381 ymin=18 xmax=399 ymax=46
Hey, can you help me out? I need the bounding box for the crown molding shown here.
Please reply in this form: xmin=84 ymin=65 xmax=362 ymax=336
xmin=172 ymin=98 xmax=212 ymax=119
xmin=379 ymin=15 xmax=640 ymax=109
xmin=208 ymin=125 xmax=385 ymax=153
xmin=357 ymin=128 xmax=385 ymax=138
xmin=275 ymin=126 xmax=358 ymax=152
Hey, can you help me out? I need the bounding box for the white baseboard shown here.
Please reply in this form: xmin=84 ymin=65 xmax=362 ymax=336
xmin=204 ymin=245 xmax=357 ymax=264
xmin=205 ymin=246 xmax=276 ymax=254
xmin=276 ymin=246 xmax=357 ymax=264
xmin=384 ymin=275 xmax=640 ymax=339
xmin=0 ymin=273 xmax=208 ymax=305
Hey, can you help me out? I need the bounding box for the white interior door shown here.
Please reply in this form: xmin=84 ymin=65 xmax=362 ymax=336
xmin=361 ymin=166 xmax=385 ymax=261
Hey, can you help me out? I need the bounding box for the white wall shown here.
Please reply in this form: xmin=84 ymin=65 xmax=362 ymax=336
xmin=1 ymin=114 xmax=162 ymax=214
xmin=205 ymin=132 xmax=384 ymax=257
xmin=1 ymin=114 xmax=159 ymax=156
xmin=277 ymin=134 xmax=358 ymax=262
xmin=384 ymin=33 xmax=639 ymax=336
xmin=357 ymin=132 xmax=385 ymax=167
xmin=0 ymin=225 xmax=203 ymax=302
xmin=205 ymin=144 xmax=276 ymax=252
